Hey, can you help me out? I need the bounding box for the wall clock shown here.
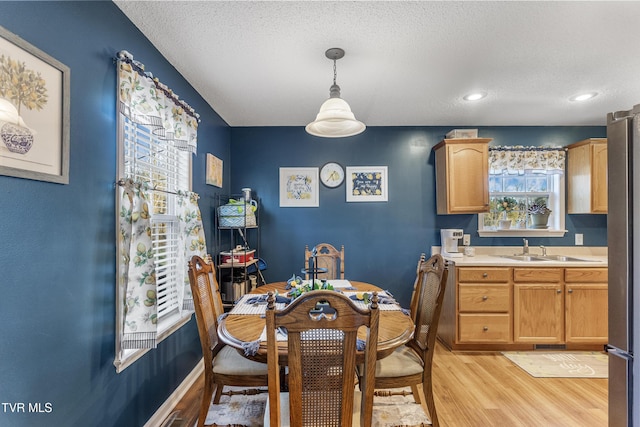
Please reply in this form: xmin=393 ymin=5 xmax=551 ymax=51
xmin=320 ymin=162 xmax=345 ymax=188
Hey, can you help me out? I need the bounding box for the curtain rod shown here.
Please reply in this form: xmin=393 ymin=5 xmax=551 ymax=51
xmin=489 ymin=146 xmax=567 ymax=152
xmin=115 ymin=179 xmax=199 ymax=199
xmin=116 ymin=50 xmax=200 ymax=122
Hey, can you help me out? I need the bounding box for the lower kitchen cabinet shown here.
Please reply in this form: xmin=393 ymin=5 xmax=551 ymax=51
xmin=513 ymin=268 xmax=564 ymax=344
xmin=437 ymin=265 xmax=608 ymax=351
xmin=565 ymin=268 xmax=608 ymax=344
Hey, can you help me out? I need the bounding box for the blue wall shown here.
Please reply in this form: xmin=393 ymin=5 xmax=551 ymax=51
xmin=0 ymin=2 xmax=609 ymax=426
xmin=230 ymin=126 xmax=607 ymax=307
xmin=0 ymin=3 xmax=230 ymax=426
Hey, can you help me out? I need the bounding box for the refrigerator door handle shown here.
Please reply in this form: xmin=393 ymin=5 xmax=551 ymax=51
xmin=605 ymin=344 xmax=634 ymax=361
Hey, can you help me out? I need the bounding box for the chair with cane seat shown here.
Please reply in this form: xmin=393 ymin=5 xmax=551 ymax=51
xmin=188 ymin=255 xmax=269 ymax=427
xmin=264 ymin=290 xmax=379 ymax=426
xmin=357 ymin=253 xmax=448 ymax=427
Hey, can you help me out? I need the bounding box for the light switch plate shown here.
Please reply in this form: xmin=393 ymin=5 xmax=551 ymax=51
xmin=463 ymin=234 xmax=471 ymax=246
xmin=575 ymin=233 xmax=583 ymax=245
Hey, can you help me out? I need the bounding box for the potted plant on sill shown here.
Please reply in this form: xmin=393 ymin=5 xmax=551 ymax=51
xmin=528 ymin=200 xmax=552 ymax=228
xmin=496 ymin=196 xmax=517 ymax=229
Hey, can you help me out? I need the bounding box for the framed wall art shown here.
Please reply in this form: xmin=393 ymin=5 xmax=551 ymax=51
xmin=346 ymin=166 xmax=388 ymax=202
xmin=205 ymin=153 xmax=223 ymax=187
xmin=279 ymin=167 xmax=319 ymax=207
xmin=0 ymin=25 xmax=70 ymax=184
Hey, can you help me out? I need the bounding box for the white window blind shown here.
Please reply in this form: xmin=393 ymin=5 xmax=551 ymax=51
xmin=123 ymin=118 xmax=190 ymax=324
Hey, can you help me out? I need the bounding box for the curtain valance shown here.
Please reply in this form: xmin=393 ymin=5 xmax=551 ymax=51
xmin=489 ymin=146 xmax=566 ymax=175
xmin=117 ymin=50 xmax=199 ymax=154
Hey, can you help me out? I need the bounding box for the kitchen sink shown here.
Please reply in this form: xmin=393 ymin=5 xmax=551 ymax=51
xmin=499 ymin=255 xmax=548 ymax=262
xmin=538 ymin=255 xmax=595 ymax=262
xmin=497 ymin=254 xmax=598 ymax=262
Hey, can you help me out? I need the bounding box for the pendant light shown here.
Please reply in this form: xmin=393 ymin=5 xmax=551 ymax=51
xmin=305 ymin=48 xmax=366 ymax=138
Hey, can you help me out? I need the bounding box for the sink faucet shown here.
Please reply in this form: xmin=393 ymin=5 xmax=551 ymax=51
xmin=540 ymin=245 xmax=547 ymax=256
xmin=522 ymin=239 xmax=529 ymax=255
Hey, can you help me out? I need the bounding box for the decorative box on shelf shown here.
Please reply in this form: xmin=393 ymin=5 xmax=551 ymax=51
xmin=446 ymin=129 xmax=478 ymax=139
xmin=220 ymin=245 xmax=255 ymax=264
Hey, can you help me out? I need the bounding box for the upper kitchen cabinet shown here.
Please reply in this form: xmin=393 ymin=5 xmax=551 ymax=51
xmin=434 ymin=138 xmax=492 ymax=214
xmin=567 ymin=138 xmax=607 ymax=214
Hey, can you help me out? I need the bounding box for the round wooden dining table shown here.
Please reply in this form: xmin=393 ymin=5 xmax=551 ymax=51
xmin=217 ymin=281 xmax=415 ymax=364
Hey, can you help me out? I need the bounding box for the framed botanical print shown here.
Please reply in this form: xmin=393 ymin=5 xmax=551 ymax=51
xmin=0 ymin=25 xmax=70 ymax=184
xmin=346 ymin=166 xmax=388 ymax=202
xmin=279 ymin=167 xmax=319 ymax=207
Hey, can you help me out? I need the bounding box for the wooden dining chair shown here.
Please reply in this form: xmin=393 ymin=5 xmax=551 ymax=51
xmin=264 ymin=290 xmax=379 ymax=427
xmin=188 ymin=255 xmax=269 ymax=427
xmin=408 ymin=253 xmax=428 ymax=323
xmin=357 ymin=253 xmax=448 ymax=427
xmin=304 ymin=243 xmax=345 ymax=280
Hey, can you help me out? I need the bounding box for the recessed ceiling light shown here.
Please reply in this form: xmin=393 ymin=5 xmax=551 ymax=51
xmin=569 ymin=92 xmax=598 ymax=102
xmin=463 ymin=92 xmax=487 ymax=101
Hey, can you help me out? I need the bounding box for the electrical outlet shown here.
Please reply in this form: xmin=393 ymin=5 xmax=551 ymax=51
xmin=575 ymin=233 xmax=583 ymax=246
xmin=463 ymin=234 xmax=471 ymax=246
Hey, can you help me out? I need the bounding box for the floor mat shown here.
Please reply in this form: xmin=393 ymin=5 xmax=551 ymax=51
xmin=502 ymin=351 xmax=608 ymax=378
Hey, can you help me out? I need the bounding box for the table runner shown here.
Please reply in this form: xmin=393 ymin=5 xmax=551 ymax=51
xmin=230 ymin=291 xmax=402 ymax=315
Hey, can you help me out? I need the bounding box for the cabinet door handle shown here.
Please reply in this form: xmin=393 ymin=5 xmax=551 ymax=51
xmin=482 ymin=295 xmax=488 ymax=301
xmin=557 ymin=289 xmax=562 ymax=294
xmin=482 ymin=273 xmax=488 ymax=278
xmin=483 ymin=326 xmax=489 ymax=331
xmin=568 ymin=289 xmax=573 ymax=294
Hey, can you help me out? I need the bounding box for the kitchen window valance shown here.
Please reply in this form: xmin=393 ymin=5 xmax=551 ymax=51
xmin=489 ymin=146 xmax=566 ymax=175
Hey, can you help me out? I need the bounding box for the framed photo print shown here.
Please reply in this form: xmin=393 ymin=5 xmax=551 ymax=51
xmin=205 ymin=153 xmax=223 ymax=187
xmin=279 ymin=167 xmax=319 ymax=207
xmin=0 ymin=25 xmax=70 ymax=184
xmin=346 ymin=166 xmax=388 ymax=202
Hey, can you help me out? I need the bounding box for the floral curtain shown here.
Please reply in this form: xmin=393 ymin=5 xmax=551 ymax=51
xmin=117 ymin=50 xmax=199 ymax=153
xmin=117 ymin=50 xmax=205 ymax=349
xmin=119 ymin=179 xmax=156 ymax=349
xmin=177 ymin=190 xmax=207 ymax=311
xmin=489 ymin=146 xmax=566 ymax=175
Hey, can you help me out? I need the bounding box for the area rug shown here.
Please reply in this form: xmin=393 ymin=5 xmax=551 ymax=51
xmin=502 ymin=351 xmax=608 ymax=378
xmin=200 ymin=387 xmax=431 ymax=426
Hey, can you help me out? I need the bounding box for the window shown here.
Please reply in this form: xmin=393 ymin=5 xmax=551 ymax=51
xmin=478 ymin=147 xmax=566 ymax=237
xmin=114 ymin=51 xmax=204 ymax=372
xmin=123 ymin=118 xmax=189 ymax=323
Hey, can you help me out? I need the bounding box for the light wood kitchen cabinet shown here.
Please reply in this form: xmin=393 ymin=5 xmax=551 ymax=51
xmin=456 ymin=267 xmax=512 ymax=344
xmin=565 ymin=268 xmax=608 ymax=344
xmin=567 ymin=138 xmax=607 ymax=214
xmin=513 ymin=268 xmax=565 ymax=343
xmin=437 ymin=264 xmax=608 ymax=351
xmin=434 ymin=138 xmax=492 ymax=214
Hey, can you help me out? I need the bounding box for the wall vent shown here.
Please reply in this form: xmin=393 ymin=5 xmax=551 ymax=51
xmin=534 ymin=344 xmax=566 ymax=350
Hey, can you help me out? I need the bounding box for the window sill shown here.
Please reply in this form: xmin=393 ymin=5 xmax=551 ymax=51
xmin=478 ymin=229 xmax=567 ymax=238
xmin=114 ymin=311 xmax=193 ymax=373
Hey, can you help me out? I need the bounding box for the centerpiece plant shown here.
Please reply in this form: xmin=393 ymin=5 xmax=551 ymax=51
xmin=286 ymin=274 xmax=335 ymax=300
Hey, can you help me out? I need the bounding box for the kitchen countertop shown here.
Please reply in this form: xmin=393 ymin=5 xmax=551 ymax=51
xmin=431 ymin=246 xmax=608 ymax=267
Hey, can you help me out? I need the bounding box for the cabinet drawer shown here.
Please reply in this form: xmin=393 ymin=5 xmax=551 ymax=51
xmin=565 ymin=268 xmax=608 ymax=283
xmin=513 ymin=268 xmax=563 ymax=283
xmin=459 ymin=284 xmax=510 ymax=312
xmin=458 ymin=267 xmax=510 ymax=283
xmin=458 ymin=313 xmax=511 ymax=343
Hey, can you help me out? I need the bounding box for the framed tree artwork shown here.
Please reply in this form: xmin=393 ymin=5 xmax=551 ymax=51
xmin=0 ymin=25 xmax=70 ymax=184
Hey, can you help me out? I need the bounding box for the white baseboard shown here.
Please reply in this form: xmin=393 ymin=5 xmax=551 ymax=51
xmin=144 ymin=358 xmax=204 ymax=427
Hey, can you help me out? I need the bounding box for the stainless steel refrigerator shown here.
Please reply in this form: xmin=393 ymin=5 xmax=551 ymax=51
xmin=606 ymin=106 xmax=640 ymax=427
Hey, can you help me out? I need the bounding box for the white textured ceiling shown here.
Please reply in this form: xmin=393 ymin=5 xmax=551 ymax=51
xmin=114 ymin=1 xmax=640 ymax=127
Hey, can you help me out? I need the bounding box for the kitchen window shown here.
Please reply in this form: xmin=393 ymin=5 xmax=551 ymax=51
xmin=478 ymin=147 xmax=566 ymax=237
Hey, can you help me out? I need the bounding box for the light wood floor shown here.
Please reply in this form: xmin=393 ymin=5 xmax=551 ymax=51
xmin=170 ymin=341 xmax=608 ymax=426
